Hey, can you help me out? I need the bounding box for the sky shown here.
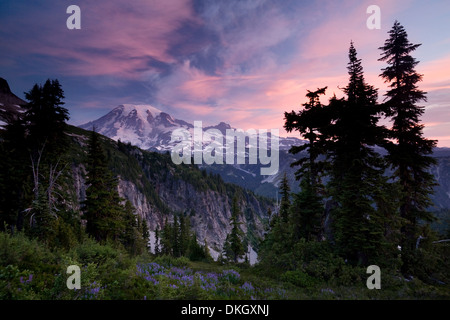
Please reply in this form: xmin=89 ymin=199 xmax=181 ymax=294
xmin=1 ymin=0 xmax=449 ymax=146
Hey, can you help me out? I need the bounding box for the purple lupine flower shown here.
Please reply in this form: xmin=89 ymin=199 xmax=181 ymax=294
xmin=241 ymin=282 xmax=254 ymax=292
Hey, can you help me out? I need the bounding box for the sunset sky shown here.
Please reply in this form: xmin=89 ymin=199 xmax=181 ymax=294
xmin=1 ymin=0 xmax=449 ymax=146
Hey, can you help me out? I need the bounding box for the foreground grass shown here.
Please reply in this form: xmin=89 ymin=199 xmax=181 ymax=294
xmin=0 ymin=231 xmax=448 ymax=300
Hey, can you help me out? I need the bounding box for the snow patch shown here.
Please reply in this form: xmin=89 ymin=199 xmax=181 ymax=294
xmin=120 ymin=104 xmax=163 ymax=119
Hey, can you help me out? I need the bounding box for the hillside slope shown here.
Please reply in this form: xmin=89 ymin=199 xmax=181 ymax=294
xmin=66 ymin=125 xmax=273 ymax=258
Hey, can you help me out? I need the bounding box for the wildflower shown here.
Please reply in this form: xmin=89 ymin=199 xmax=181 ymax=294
xmin=321 ymin=288 xmax=335 ymax=295
xmin=241 ymin=282 xmax=254 ymax=293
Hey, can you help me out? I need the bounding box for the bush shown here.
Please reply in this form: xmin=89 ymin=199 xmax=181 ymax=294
xmin=0 ymin=231 xmax=58 ymax=272
xmin=153 ymin=255 xmax=190 ymax=268
xmin=71 ymin=238 xmax=118 ymax=265
xmin=281 ymin=270 xmax=317 ymax=288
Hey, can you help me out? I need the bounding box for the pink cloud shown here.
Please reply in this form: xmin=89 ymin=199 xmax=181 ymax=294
xmin=421 ymin=55 xmax=450 ymax=91
xmin=11 ymin=0 xmax=195 ymax=78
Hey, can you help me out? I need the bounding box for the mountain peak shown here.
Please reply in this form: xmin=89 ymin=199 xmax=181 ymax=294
xmin=0 ymin=78 xmax=12 ymax=95
xmin=117 ymin=104 xmax=163 ymax=118
xmin=217 ymin=121 xmax=231 ymax=129
xmin=0 ymin=78 xmax=26 ymax=125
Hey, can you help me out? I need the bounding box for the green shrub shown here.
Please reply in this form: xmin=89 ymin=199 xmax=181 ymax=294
xmin=71 ymin=238 xmax=118 ymax=265
xmin=333 ymin=265 xmax=365 ymax=287
xmin=281 ymin=270 xmax=317 ymax=288
xmin=0 ymin=231 xmax=58 ymax=272
xmin=153 ymin=255 xmax=190 ymax=268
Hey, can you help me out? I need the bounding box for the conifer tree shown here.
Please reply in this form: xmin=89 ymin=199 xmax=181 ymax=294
xmin=141 ymin=218 xmax=150 ymax=251
xmin=1 ymin=79 xmax=70 ymax=233
xmin=378 ymin=21 xmax=437 ymax=274
xmin=327 ymin=42 xmax=388 ymax=264
xmin=160 ymin=218 xmax=172 ymax=255
xmin=23 ymin=79 xmax=69 ymax=156
xmin=179 ymin=215 xmax=191 ymax=256
xmin=224 ymin=195 xmax=245 ymax=263
xmin=122 ymin=200 xmax=141 ymax=254
xmin=188 ymin=233 xmax=207 ymax=261
xmin=290 ymin=172 xmax=323 ymax=241
xmin=172 ymin=215 xmax=181 ymax=257
xmin=83 ymin=129 xmax=124 ymax=242
xmin=284 ymin=88 xmax=329 ymax=242
xmin=154 ymin=227 xmax=161 ymax=255
xmin=0 ymin=118 xmax=29 ymax=232
xmin=278 ymin=173 xmax=291 ymax=223
xmin=284 ymin=87 xmax=329 ymax=188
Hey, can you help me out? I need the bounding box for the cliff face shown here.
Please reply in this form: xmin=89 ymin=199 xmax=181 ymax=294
xmin=67 ymin=126 xmax=272 ymax=257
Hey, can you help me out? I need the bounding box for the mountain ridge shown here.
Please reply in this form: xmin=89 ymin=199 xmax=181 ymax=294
xmin=79 ymin=102 xmax=450 ymax=212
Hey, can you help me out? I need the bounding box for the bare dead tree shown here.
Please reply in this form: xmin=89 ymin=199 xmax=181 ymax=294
xmin=47 ymin=159 xmax=67 ymax=218
xmin=29 ymin=143 xmax=46 ymax=227
xmin=28 ymin=142 xmax=67 ymax=226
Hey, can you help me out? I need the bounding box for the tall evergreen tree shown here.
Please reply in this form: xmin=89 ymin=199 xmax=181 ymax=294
xmin=83 ymin=129 xmax=124 ymax=242
xmin=179 ymin=215 xmax=191 ymax=256
xmin=284 ymin=86 xmax=329 ymax=188
xmin=284 ymin=88 xmax=328 ymax=242
xmin=224 ymin=195 xmax=245 ymax=263
xmin=378 ymin=21 xmax=438 ymax=274
xmin=141 ymin=217 xmax=150 ymax=251
xmin=278 ymin=172 xmax=291 ymax=223
xmin=122 ymin=200 xmax=142 ymax=254
xmin=0 ymin=118 xmax=30 ymax=231
xmin=23 ymin=79 xmax=69 ymax=156
xmin=160 ymin=218 xmax=172 ymax=255
xmin=172 ymin=215 xmax=181 ymax=257
xmin=327 ymin=42 xmax=388 ymax=264
xmin=290 ymin=172 xmax=323 ymax=242
xmin=154 ymin=227 xmax=161 ymax=255
xmin=1 ymin=79 xmax=71 ymax=235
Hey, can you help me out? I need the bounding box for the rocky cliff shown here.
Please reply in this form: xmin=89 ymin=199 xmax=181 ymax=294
xmin=67 ymin=126 xmax=272 ymax=257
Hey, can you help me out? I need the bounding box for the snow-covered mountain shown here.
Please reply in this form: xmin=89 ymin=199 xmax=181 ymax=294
xmin=79 ymin=104 xmax=305 ymax=153
xmin=79 ymin=104 xmax=194 ymax=151
xmin=78 ymin=104 xmax=306 ymax=197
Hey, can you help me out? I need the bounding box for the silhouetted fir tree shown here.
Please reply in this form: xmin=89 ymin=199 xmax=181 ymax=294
xmin=284 ymin=88 xmax=330 ymax=242
xmin=378 ymin=21 xmax=438 ymax=275
xmin=327 ymin=42 xmax=388 ymax=264
xmin=284 ymin=86 xmax=329 ymax=189
xmin=0 ymin=80 xmax=71 ymax=234
xmin=83 ymin=129 xmax=125 ymax=242
xmin=23 ymin=79 xmax=69 ymax=156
